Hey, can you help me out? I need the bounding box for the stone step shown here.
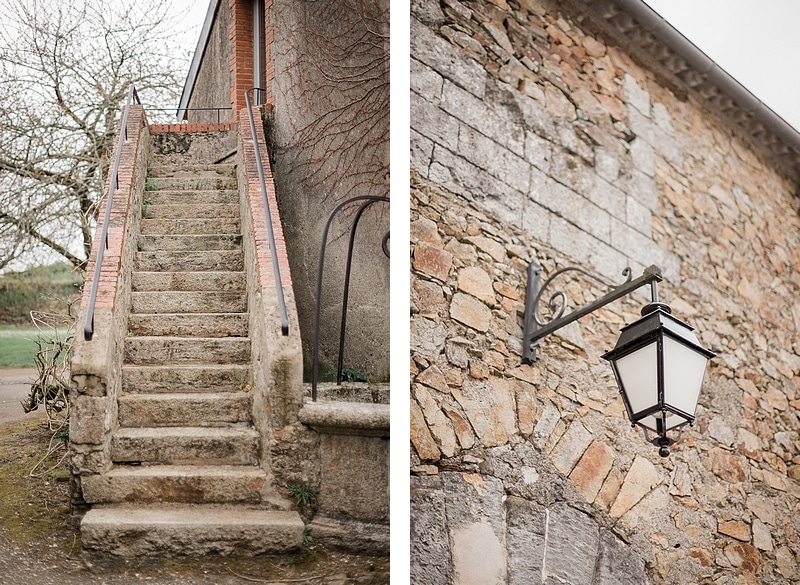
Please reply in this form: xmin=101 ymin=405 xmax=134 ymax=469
xmin=148 ymin=163 xmax=236 ymax=178
xmin=151 ymin=131 xmax=236 ymax=166
xmin=137 ymin=234 xmax=242 ymax=252
xmin=146 ymin=176 xmax=237 ymax=191
xmin=81 ymin=465 xmax=267 ymax=505
xmin=131 ymin=291 xmax=247 ymax=314
xmin=141 ymin=218 xmax=241 ymax=235
xmin=124 ymin=337 xmax=251 ymax=365
xmin=128 ymin=313 xmax=248 ymax=338
xmin=122 ymin=364 xmax=250 ymax=393
xmin=81 ymin=504 xmax=303 ymax=557
xmin=132 ymin=271 xmax=245 ymax=292
xmin=118 ymin=393 xmax=252 ymax=427
xmin=112 ymin=426 xmax=259 ymax=465
xmin=143 ymin=203 xmax=239 ymax=220
xmin=135 ymin=250 xmax=243 ymax=272
xmin=145 ymin=190 xmax=238 ymax=205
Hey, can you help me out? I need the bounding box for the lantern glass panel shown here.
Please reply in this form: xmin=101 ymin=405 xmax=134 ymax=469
xmin=663 ymin=335 xmax=708 ymax=420
xmin=614 ymin=340 xmax=658 ymax=417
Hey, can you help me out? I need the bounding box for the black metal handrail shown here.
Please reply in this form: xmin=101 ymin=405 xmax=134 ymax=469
xmin=84 ymin=85 xmax=140 ymax=341
xmin=244 ymin=88 xmax=289 ymax=336
xmin=311 ymin=195 xmax=389 ymax=401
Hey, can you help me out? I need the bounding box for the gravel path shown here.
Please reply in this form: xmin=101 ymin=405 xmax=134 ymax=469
xmin=0 ymin=368 xmax=42 ymax=425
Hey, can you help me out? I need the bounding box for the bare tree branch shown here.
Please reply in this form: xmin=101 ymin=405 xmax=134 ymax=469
xmin=0 ymin=0 xmax=189 ymax=271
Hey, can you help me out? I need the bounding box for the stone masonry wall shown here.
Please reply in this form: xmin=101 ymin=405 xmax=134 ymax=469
xmin=410 ymin=0 xmax=800 ymax=583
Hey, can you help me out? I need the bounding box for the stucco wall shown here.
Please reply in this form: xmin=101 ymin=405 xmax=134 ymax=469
xmin=269 ymin=0 xmax=390 ymax=382
xmin=410 ymin=0 xmax=800 ymax=583
xmin=187 ymin=1 xmax=233 ymax=123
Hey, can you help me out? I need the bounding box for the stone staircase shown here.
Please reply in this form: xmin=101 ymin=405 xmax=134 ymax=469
xmin=80 ymin=137 xmax=304 ymax=556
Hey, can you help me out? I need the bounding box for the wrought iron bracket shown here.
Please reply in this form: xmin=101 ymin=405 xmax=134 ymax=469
xmin=522 ymin=263 xmax=663 ymax=364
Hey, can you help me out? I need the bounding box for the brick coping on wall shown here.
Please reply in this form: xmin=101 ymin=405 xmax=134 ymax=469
xmin=149 ymin=122 xmax=236 ymax=133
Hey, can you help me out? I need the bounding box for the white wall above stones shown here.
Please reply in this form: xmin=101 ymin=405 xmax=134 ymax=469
xmin=410 ymin=0 xmax=800 ymax=583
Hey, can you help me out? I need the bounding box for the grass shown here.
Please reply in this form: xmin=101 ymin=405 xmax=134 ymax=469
xmin=0 ymin=326 xmax=40 ymax=368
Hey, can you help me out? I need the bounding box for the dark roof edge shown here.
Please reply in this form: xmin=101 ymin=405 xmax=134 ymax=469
xmin=177 ymin=0 xmax=222 ymax=120
xmin=614 ymin=0 xmax=800 ymax=169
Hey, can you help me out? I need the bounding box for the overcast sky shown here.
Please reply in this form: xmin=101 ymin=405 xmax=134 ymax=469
xmin=644 ymin=0 xmax=800 ymax=132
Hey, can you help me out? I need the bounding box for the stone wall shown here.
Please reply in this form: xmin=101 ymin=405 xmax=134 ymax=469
xmin=71 ymin=106 xmax=150 ymax=493
xmin=187 ymin=0 xmax=233 ymax=123
xmin=410 ymin=0 xmax=800 ymax=583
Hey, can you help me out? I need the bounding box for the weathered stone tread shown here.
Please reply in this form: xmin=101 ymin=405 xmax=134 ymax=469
xmin=81 ymin=465 xmax=267 ymax=504
xmin=118 ymin=392 xmax=252 ymax=427
xmin=112 ymin=426 xmax=259 ymax=465
xmin=81 ymin=504 xmax=303 ymax=556
xmin=122 ymin=364 xmax=250 ymax=393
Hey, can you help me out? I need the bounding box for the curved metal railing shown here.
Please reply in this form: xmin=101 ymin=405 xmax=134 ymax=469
xmin=84 ymin=85 xmax=140 ymax=341
xmin=311 ymin=195 xmax=389 ymax=401
xmin=244 ymin=88 xmax=289 ymax=336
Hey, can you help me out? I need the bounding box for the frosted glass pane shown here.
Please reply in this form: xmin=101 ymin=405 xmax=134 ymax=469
xmin=615 ymin=342 xmax=658 ymax=416
xmin=664 ymin=336 xmax=708 ymax=419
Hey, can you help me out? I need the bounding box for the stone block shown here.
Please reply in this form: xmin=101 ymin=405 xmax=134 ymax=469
xmin=442 ymin=80 xmax=525 ymax=157
xmin=718 ymin=520 xmax=750 ymax=542
xmin=532 ymin=401 xmax=561 ymax=451
xmin=544 ymin=504 xmax=601 ymax=585
xmin=430 ymin=146 xmax=526 ymax=229
xmin=411 ymin=92 xmax=459 ymax=150
xmin=624 ymin=74 xmax=650 ymax=117
xmin=450 ymin=292 xmax=492 ymax=331
xmin=410 ymin=18 xmax=486 ymax=99
xmin=521 ymin=197 xmax=554 ymax=242
xmin=414 ymin=385 xmax=458 ymax=457
xmin=710 ymin=447 xmax=746 ymax=483
xmin=453 ymin=377 xmax=517 ymax=447
xmin=609 ymin=456 xmax=660 ymax=518
xmin=457 ymin=266 xmax=495 ymax=304
xmin=594 ymin=529 xmax=647 ymax=584
xmin=752 ymin=518 xmax=773 ymax=551
xmin=411 ymin=400 xmax=441 ymax=460
xmin=524 ymin=131 xmax=551 ymax=172
xmin=452 ymin=521 xmax=508 ymax=584
xmin=458 ymin=125 xmax=531 ymax=194
xmin=70 ymin=395 xmax=111 ymax=445
xmin=626 ymin=195 xmax=652 ymax=238
xmin=411 ymin=129 xmax=434 ymax=176
xmin=569 ymin=440 xmax=615 ymax=503
xmin=316 ymin=433 xmax=389 ymax=523
xmin=413 ymin=241 xmax=453 ymax=282
xmin=629 ymin=138 xmax=655 ymax=177
xmin=506 ymin=496 xmax=546 ymax=583
xmin=411 ymin=57 xmax=444 ymax=101
xmin=550 ymin=419 xmax=594 ymax=475
xmin=410 ymin=475 xmax=452 ymax=585
xmin=530 ymin=166 xmax=611 ymax=243
xmin=80 ymin=505 xmax=303 ymax=557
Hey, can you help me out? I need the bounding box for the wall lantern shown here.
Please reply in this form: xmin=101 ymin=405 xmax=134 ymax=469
xmin=522 ymin=264 xmax=715 ymax=457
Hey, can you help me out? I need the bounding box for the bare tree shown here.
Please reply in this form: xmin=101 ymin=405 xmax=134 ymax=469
xmin=0 ymin=0 xmax=189 ymax=271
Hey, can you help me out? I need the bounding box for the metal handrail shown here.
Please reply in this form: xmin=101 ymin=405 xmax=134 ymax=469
xmin=244 ymin=88 xmax=289 ymax=336
xmin=311 ymin=195 xmax=389 ymax=401
xmin=84 ymin=85 xmax=140 ymax=341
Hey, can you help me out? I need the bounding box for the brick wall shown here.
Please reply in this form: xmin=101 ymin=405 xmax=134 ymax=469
xmin=229 ymin=0 xmax=254 ymax=116
xmin=410 ymin=1 xmax=800 ymax=583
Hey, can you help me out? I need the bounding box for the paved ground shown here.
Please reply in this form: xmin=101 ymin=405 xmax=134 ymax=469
xmin=0 ymin=368 xmax=42 ymax=425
